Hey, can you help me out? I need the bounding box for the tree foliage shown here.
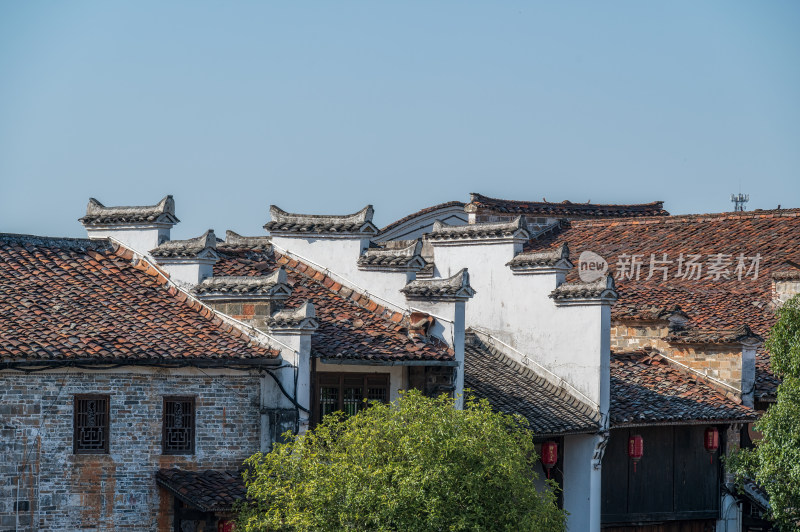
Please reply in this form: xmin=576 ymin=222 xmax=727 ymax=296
xmin=729 ymin=295 xmax=800 ymax=530
xmin=236 ymin=390 xmax=566 ymax=531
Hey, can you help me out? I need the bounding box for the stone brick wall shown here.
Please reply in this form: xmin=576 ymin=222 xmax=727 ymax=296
xmin=205 ymin=300 xmax=280 ymax=332
xmin=774 ymin=279 xmax=800 ymax=304
xmin=0 ymin=370 xmax=261 ymax=532
xmin=611 ymin=321 xmax=743 ymax=398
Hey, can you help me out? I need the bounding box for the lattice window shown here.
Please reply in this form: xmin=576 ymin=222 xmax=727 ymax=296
xmin=74 ymin=395 xmax=109 ymax=454
xmin=315 ymin=373 xmax=389 ymax=424
xmin=163 ymin=397 xmax=195 ymax=455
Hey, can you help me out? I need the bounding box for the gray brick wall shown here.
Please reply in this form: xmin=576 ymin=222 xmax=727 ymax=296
xmin=0 ymin=371 xmax=261 ymax=532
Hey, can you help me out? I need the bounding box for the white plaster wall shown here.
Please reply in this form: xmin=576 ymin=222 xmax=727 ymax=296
xmin=563 ymin=433 xmax=602 ymax=532
xmin=271 ymin=236 xmax=414 ymax=309
xmin=315 ymin=363 xmax=407 ymax=401
xmin=157 ymin=261 xmax=214 ymax=287
xmin=86 ymin=226 xmax=170 ymax=254
xmin=432 ymin=242 xmax=608 ymax=408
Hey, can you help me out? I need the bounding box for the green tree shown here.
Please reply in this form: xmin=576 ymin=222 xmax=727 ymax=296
xmin=729 ymin=294 xmax=800 ymax=530
xmin=237 ymin=390 xmax=565 ymax=531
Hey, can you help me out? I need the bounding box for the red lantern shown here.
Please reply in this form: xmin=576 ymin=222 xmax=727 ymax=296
xmin=541 ymin=441 xmax=558 ymax=479
xmin=628 ymin=434 xmax=644 ymax=473
xmin=704 ymin=427 xmax=720 ymax=464
xmin=218 ymin=520 xmax=235 ymax=532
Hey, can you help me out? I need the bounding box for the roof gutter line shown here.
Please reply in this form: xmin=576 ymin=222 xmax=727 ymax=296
xmin=317 ymin=358 xmax=458 ymax=367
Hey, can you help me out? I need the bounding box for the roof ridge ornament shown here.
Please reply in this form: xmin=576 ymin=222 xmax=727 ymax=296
xmin=268 ymin=300 xmax=319 ymax=331
xmin=428 ymin=216 xmax=530 ymax=244
xmin=357 ymin=239 xmax=427 ymax=271
xmin=264 ymin=205 xmax=378 ymax=236
xmin=150 ymin=229 xmax=218 ymax=258
xmin=79 ymin=195 xmax=180 ymax=226
xmin=507 ymin=242 xmax=573 ymax=274
xmin=549 ymin=274 xmax=618 ymax=305
xmin=193 ymin=268 xmax=291 ymax=299
xmin=665 ymin=323 xmax=764 ymax=347
xmin=401 ymin=268 xmax=476 ymax=301
xmin=220 ymin=230 xmax=272 ymax=250
xmin=465 ymin=192 xmax=668 ymax=218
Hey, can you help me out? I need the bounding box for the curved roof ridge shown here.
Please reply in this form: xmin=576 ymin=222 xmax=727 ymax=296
xmin=378 ymin=200 xmax=466 ymax=234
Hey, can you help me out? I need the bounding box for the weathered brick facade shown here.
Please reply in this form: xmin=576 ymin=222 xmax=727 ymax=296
xmin=0 ymin=370 xmax=261 ymax=532
xmin=611 ymin=321 xmax=745 ymax=400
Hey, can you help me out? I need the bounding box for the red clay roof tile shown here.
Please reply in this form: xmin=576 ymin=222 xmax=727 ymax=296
xmin=0 ymin=234 xmax=278 ymax=364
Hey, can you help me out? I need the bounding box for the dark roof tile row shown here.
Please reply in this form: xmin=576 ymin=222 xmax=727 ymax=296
xmin=464 ymin=334 xmax=601 ymax=436
xmin=610 ymin=349 xmax=758 ymax=426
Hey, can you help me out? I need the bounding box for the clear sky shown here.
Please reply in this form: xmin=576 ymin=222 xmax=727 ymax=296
xmin=1 ymin=2 xmax=798 ymax=241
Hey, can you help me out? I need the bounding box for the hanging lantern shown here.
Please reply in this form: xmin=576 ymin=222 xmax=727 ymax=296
xmin=628 ymin=434 xmax=644 ymax=473
xmin=704 ymin=427 xmax=720 ymax=464
xmin=541 ymin=441 xmax=558 ymax=479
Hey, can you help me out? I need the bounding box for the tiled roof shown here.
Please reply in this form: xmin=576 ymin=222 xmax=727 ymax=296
xmin=464 ymin=334 xmax=601 ymax=436
xmin=156 ymin=468 xmax=245 ymax=512
xmin=466 ymin=193 xmax=669 ymax=218
xmin=401 ymin=269 xmax=475 ymax=300
xmin=214 ymin=244 xmax=455 ymax=362
xmin=378 ymin=201 xmax=466 ymax=234
xmin=357 ymin=240 xmax=426 ymax=269
xmin=428 ymin=217 xmax=529 ymax=241
xmin=528 ymin=209 xmax=800 ymax=400
xmin=0 ymin=234 xmax=278 ymax=364
xmin=610 ymin=349 xmax=758 ymax=427
xmin=79 ymin=195 xmax=179 ymax=226
xmin=150 ymin=229 xmax=217 ymax=258
xmin=264 ymin=205 xmax=378 ymax=234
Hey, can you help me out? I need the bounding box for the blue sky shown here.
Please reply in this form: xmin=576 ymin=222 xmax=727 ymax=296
xmin=1 ymin=2 xmax=798 ymax=240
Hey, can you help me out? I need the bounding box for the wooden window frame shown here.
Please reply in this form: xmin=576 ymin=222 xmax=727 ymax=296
xmin=73 ymin=394 xmax=110 ymax=454
xmin=313 ymin=372 xmax=390 ymax=425
xmin=162 ymin=396 xmax=196 ymax=455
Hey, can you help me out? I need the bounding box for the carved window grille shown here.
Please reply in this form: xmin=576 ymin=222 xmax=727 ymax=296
xmin=73 ymin=395 xmax=110 ymax=454
xmin=314 ymin=373 xmax=389 ymax=424
xmin=163 ymin=397 xmax=195 ymax=455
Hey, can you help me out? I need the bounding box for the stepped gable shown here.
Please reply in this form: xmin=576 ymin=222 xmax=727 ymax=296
xmin=214 ymin=242 xmax=454 ymax=362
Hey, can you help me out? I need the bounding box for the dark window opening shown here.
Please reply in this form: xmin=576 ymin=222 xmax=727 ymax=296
xmin=73 ymin=395 xmax=110 ymax=454
xmin=314 ymin=373 xmax=389 ymax=424
xmin=163 ymin=397 xmax=195 ymax=455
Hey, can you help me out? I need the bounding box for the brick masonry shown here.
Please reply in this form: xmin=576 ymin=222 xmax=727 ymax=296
xmin=0 ymin=370 xmax=261 ymax=532
xmin=611 ymin=321 xmax=744 ymax=396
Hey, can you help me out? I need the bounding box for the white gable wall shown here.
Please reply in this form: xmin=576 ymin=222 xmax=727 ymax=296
xmin=270 ymin=235 xmax=414 ymax=309
xmin=431 ymin=240 xmax=609 ymax=411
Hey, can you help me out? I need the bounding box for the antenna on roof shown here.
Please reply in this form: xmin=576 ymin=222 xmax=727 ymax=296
xmin=731 ymin=193 xmax=749 ymax=212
